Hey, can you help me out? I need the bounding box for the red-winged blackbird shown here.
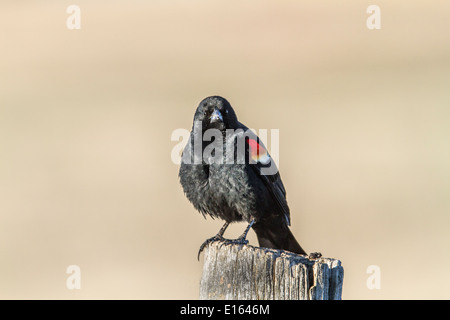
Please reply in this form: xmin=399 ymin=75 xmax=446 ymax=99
xmin=179 ymin=96 xmax=306 ymax=258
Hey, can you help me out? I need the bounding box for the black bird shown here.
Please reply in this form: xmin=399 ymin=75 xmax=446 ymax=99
xmin=179 ymin=96 xmax=306 ymax=258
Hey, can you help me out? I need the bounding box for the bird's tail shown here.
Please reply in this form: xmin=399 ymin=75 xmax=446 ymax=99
xmin=252 ymin=217 xmax=306 ymax=255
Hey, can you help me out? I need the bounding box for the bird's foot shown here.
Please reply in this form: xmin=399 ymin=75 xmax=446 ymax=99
xmin=197 ymin=235 xmax=250 ymax=260
xmin=197 ymin=220 xmax=253 ymax=260
xmin=218 ymin=236 xmax=249 ymax=250
xmin=217 ymin=220 xmax=253 ymax=251
xmin=198 ymin=235 xmax=225 ymax=260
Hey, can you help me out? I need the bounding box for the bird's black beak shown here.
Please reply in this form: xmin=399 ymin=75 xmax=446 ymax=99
xmin=209 ymin=108 xmax=223 ymax=124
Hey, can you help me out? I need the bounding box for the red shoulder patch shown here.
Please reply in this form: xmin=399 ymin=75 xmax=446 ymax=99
xmin=247 ymin=138 xmax=270 ymax=164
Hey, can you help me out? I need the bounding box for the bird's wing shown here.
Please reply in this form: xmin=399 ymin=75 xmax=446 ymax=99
xmin=236 ymin=124 xmax=291 ymax=225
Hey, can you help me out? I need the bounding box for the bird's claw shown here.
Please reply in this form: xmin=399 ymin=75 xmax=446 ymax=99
xmin=197 ymin=235 xmax=225 ymax=260
xmin=219 ymin=237 xmax=249 ymax=250
xmin=197 ymin=236 xmax=249 ymax=260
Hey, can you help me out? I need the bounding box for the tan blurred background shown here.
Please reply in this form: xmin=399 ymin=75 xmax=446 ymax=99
xmin=1 ymin=1 xmax=449 ymax=299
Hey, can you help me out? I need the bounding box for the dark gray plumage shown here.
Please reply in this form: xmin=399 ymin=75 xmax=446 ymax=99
xmin=179 ymin=96 xmax=306 ymax=256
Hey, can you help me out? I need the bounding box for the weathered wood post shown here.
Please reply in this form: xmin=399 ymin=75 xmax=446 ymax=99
xmin=199 ymin=240 xmax=343 ymax=300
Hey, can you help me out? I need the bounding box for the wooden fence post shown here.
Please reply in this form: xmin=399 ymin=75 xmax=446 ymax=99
xmin=199 ymin=240 xmax=343 ymax=300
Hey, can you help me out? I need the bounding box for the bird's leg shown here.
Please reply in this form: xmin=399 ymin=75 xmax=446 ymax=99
xmin=237 ymin=219 xmax=255 ymax=242
xmin=221 ymin=219 xmax=255 ymax=249
xmin=198 ymin=222 xmax=230 ymax=260
xmin=217 ymin=221 xmax=230 ymax=237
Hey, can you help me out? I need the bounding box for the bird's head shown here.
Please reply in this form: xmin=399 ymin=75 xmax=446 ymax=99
xmin=193 ymin=96 xmax=238 ymax=132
